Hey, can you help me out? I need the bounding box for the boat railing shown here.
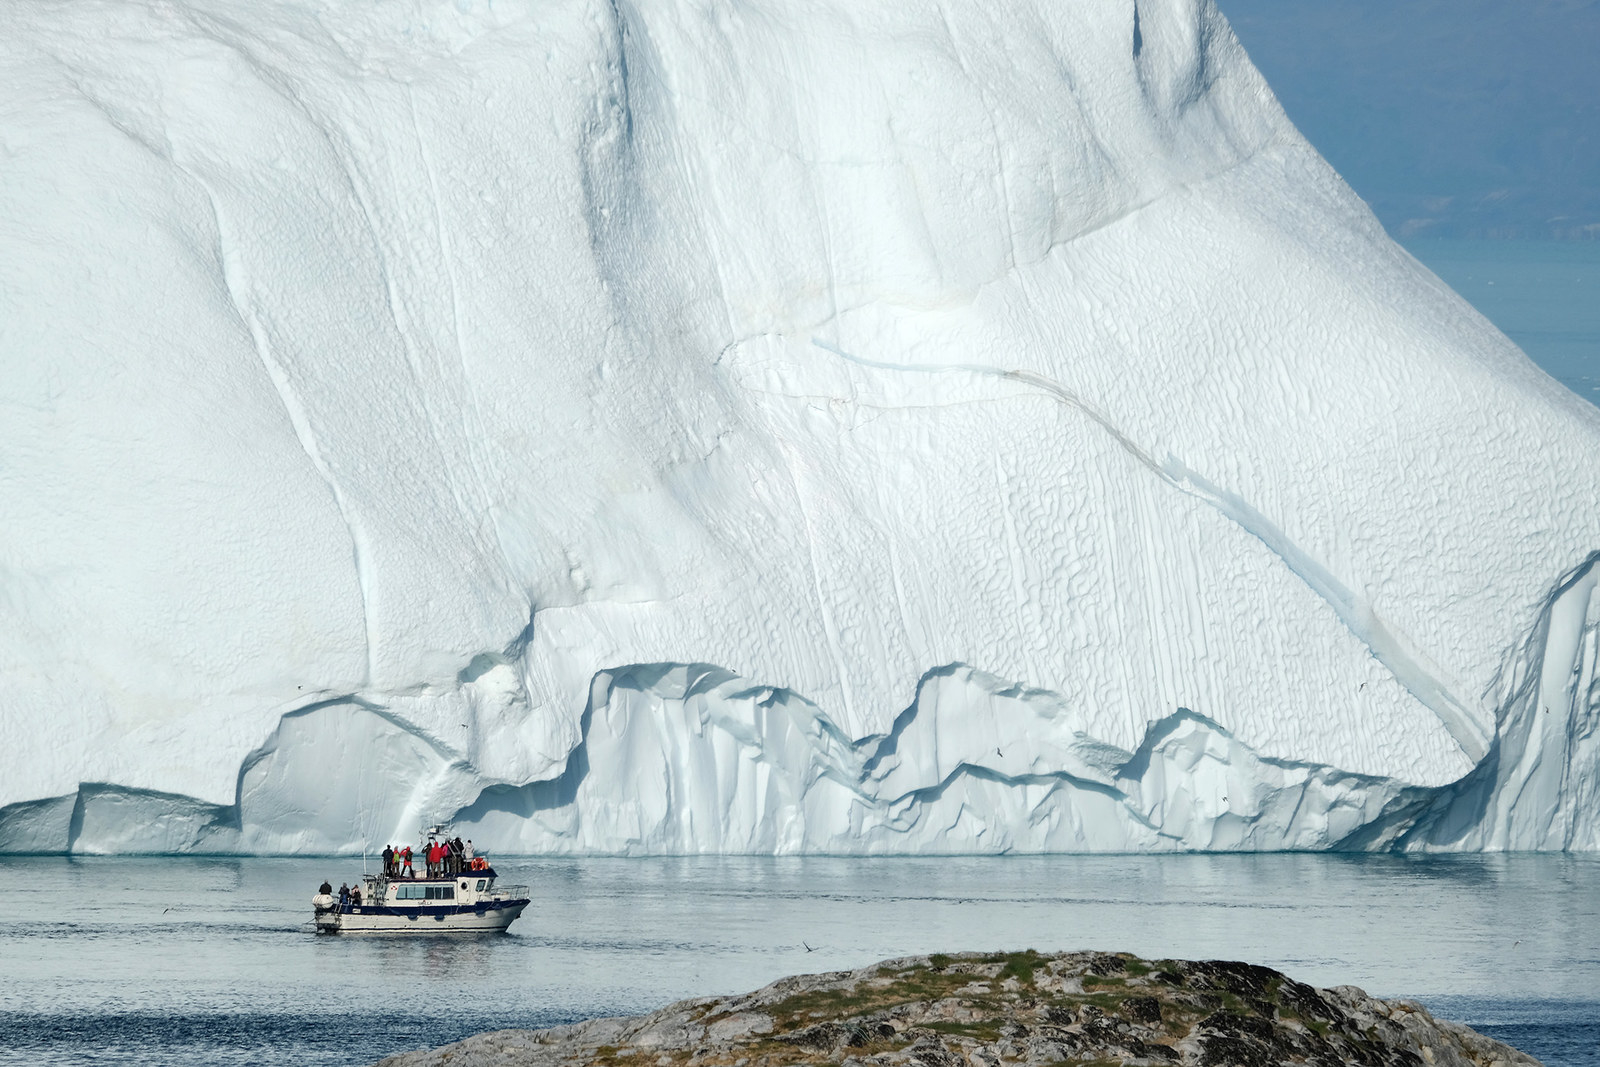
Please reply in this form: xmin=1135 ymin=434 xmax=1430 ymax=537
xmin=488 ymin=883 xmax=529 ymax=900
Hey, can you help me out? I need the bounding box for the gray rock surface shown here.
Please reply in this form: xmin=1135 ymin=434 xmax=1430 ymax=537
xmin=375 ymin=952 xmax=1541 ymax=1067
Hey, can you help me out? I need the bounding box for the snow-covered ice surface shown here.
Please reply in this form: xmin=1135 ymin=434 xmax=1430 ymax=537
xmin=3 ymin=0 xmax=1599 ymax=854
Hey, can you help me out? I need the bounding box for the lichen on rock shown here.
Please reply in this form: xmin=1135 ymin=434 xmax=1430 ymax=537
xmin=372 ymin=951 xmax=1541 ymax=1067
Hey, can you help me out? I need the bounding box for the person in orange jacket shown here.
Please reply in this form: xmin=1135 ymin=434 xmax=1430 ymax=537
xmin=401 ymin=845 xmax=414 ymax=877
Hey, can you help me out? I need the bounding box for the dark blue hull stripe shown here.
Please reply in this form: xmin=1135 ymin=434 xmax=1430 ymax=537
xmin=330 ymin=899 xmax=530 ymax=918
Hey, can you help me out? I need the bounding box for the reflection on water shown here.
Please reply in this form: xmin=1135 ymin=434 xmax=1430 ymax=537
xmin=0 ymin=853 xmax=1595 ymax=1067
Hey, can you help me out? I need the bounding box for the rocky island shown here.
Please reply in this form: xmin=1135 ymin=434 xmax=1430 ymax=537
xmin=375 ymin=952 xmax=1538 ymax=1067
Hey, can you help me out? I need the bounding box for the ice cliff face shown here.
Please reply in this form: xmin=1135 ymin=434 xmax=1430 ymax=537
xmin=3 ymin=0 xmax=1598 ymax=854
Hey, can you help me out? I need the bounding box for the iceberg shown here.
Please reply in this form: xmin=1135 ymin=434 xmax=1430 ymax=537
xmin=3 ymin=0 xmax=1598 ymax=854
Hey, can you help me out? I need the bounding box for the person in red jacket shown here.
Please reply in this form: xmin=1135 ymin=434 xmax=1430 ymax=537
xmin=401 ymin=845 xmax=414 ymax=877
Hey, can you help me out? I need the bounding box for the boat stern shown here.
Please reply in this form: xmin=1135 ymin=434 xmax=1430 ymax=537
xmin=311 ymin=892 xmax=343 ymax=934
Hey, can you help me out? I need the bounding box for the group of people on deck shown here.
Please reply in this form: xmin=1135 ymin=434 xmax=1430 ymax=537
xmin=315 ymin=880 xmax=364 ymax=913
xmin=380 ymin=837 xmax=478 ymax=879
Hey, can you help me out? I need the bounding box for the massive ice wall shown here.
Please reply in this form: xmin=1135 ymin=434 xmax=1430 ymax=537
xmin=3 ymin=0 xmax=1598 ymax=854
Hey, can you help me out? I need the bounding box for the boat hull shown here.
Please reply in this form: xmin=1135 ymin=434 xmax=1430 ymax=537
xmin=313 ymin=899 xmax=529 ymax=935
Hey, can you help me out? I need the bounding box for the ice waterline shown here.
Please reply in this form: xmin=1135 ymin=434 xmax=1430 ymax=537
xmin=6 ymin=547 xmax=1599 ymax=855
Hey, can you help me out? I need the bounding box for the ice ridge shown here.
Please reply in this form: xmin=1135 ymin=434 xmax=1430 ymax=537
xmin=7 ymin=546 xmax=1598 ymax=854
xmin=817 ymin=338 xmax=1489 ymax=764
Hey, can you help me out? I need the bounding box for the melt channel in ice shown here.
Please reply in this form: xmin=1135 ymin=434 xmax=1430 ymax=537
xmin=3 ymin=0 xmax=1599 ymax=854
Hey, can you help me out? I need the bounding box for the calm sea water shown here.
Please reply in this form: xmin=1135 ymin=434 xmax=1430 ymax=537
xmin=0 ymin=854 xmax=1596 ymax=1067
xmin=1405 ymin=239 xmax=1600 ymax=407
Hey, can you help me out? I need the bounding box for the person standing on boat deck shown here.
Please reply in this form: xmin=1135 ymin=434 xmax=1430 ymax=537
xmin=382 ymin=844 xmax=394 ymax=877
xmin=401 ymin=846 xmax=413 ymax=878
xmin=463 ymin=840 xmax=474 ymax=867
xmin=350 ymin=884 xmax=362 ymax=907
xmin=338 ymin=883 xmax=350 ymax=912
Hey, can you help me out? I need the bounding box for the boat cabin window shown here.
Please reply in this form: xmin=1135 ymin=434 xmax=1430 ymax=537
xmin=396 ymin=884 xmax=456 ymax=900
xmin=475 ymin=880 xmax=487 ymax=891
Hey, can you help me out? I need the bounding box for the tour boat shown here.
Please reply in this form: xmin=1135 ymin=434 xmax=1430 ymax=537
xmin=310 ymin=831 xmax=530 ymax=935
